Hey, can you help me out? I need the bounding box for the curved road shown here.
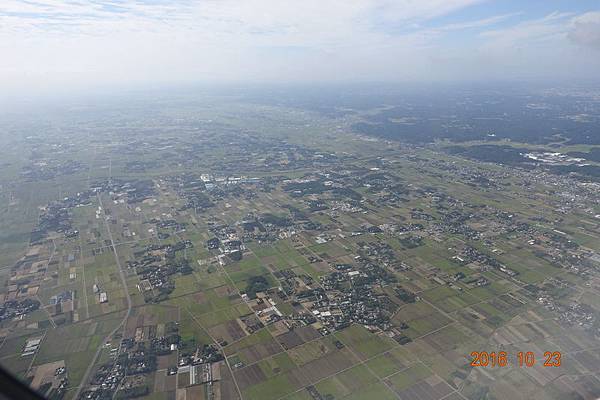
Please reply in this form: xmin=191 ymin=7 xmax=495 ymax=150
xmin=73 ymin=193 xmax=133 ymax=400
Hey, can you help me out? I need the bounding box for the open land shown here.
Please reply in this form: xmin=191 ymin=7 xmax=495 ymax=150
xmin=1 ymin=86 xmax=600 ymax=400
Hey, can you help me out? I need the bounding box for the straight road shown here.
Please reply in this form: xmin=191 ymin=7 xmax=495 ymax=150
xmin=73 ymin=193 xmax=133 ymax=400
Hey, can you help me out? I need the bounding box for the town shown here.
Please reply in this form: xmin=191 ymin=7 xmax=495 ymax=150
xmin=1 ymin=95 xmax=600 ymax=400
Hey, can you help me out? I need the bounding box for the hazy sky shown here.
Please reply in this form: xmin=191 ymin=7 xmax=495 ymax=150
xmin=1 ymin=0 xmax=600 ymax=93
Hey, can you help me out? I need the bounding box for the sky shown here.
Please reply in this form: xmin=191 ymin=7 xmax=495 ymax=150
xmin=1 ymin=0 xmax=600 ymax=93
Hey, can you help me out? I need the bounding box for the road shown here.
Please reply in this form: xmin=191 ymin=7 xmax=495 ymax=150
xmin=73 ymin=193 xmax=133 ymax=400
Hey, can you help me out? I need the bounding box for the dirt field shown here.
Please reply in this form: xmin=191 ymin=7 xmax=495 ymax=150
xmin=30 ymin=360 xmax=64 ymax=390
xmin=295 ymin=350 xmax=355 ymax=384
xmin=208 ymin=320 xmax=247 ymax=343
xmin=238 ymin=341 xmax=281 ymax=364
xmin=234 ymin=364 xmax=267 ymax=390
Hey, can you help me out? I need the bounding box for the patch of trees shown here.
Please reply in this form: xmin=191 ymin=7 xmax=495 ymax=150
xmin=445 ymin=145 xmax=530 ymax=165
xmin=398 ymin=235 xmax=423 ymax=249
xmin=228 ymin=250 xmax=243 ymax=262
xmin=395 ymin=287 xmax=416 ymax=303
xmin=567 ymin=148 xmax=600 ymax=162
xmin=146 ymin=283 xmax=175 ymax=303
xmin=549 ymin=164 xmax=600 ymax=181
xmin=245 ymin=275 xmax=270 ymax=299
xmin=284 ymin=205 xmax=309 ymax=221
xmin=395 ymin=335 xmax=412 ymax=345
xmin=242 ymin=221 xmax=265 ymax=232
xmin=201 ymin=344 xmax=224 ymax=363
xmin=181 ymin=192 xmax=213 ymax=211
xmin=175 ymin=259 xmax=193 ymax=275
xmin=260 ymin=213 xmax=292 ymax=227
xmin=353 ymin=120 xmax=485 ymax=144
xmin=306 ymin=200 xmax=328 ymax=211
xmin=126 ymin=180 xmax=157 ymax=204
xmin=126 ymin=347 xmax=157 ymax=375
xmin=283 ymin=181 xmax=329 ymax=196
xmin=331 ymin=187 xmax=362 ymax=201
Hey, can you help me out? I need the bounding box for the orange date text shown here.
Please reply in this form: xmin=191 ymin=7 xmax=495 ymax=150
xmin=470 ymin=351 xmax=561 ymax=368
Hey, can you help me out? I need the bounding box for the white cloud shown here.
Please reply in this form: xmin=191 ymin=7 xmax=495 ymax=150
xmin=437 ymin=13 xmax=520 ymax=32
xmin=0 ymin=1 xmax=598 ymax=92
xmin=479 ymin=12 xmax=574 ymax=48
xmin=569 ymin=11 xmax=600 ymax=50
xmin=373 ymin=0 xmax=486 ymax=23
